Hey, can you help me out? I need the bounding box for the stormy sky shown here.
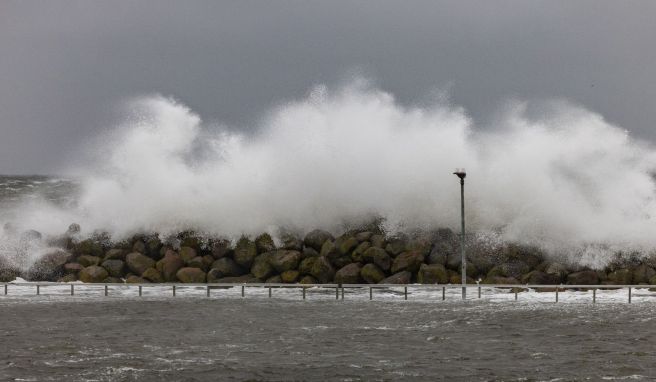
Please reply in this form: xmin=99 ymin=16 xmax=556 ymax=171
xmin=0 ymin=1 xmax=654 ymax=175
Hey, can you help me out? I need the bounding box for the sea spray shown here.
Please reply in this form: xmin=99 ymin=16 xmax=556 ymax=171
xmin=2 ymin=81 xmax=656 ymax=267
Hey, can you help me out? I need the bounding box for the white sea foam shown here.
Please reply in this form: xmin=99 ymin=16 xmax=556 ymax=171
xmin=3 ymin=80 xmax=656 ymax=266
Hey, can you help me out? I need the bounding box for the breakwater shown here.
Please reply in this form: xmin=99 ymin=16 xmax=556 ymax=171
xmin=3 ymin=223 xmax=656 ymax=286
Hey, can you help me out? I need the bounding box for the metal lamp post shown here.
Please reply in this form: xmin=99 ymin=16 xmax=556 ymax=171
xmin=453 ymin=168 xmax=466 ymax=300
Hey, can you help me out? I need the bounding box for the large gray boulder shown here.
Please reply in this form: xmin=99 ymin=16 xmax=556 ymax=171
xmin=632 ymin=264 xmax=656 ymax=284
xmin=362 ymin=247 xmax=391 ymax=271
xmin=210 ymin=257 xmax=243 ymax=278
xmin=126 ymin=252 xmax=155 ymax=275
xmin=303 ymin=229 xmax=334 ymax=251
xmin=255 ymin=233 xmax=276 ymax=253
xmin=176 ymin=267 xmax=206 ymax=283
xmin=520 ymin=270 xmax=559 ymax=285
xmin=77 ymin=255 xmax=101 ymax=267
xmin=142 ymin=267 xmax=163 ymax=283
xmin=567 ymin=270 xmax=599 ymax=285
xmin=360 ymin=263 xmax=386 ymax=284
xmin=251 ymin=253 xmax=275 ymax=280
xmin=101 ymin=259 xmax=125 ymax=278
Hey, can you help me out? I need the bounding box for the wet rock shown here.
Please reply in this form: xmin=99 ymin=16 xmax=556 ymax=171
xmin=211 ymin=257 xmax=243 ymax=278
xmin=266 ymin=275 xmax=282 ymax=283
xmin=520 ymin=271 xmax=559 ymax=285
xmin=255 ymin=233 xmax=276 ymax=253
xmin=102 ymin=276 xmax=123 ymax=283
xmin=101 ymin=259 xmax=125 ymax=278
xmin=233 ymin=237 xmax=257 ymax=268
xmin=370 ymin=234 xmax=385 ymax=248
xmin=320 ymin=240 xmax=339 ymax=260
xmin=390 ymin=251 xmax=424 ymax=274
xmin=385 ymin=237 xmax=407 ymax=257
xmin=211 ymin=239 xmax=232 ymax=259
xmin=251 ymin=253 xmax=275 ymax=280
xmin=187 ymin=256 xmax=208 ymax=271
xmin=332 ymin=256 xmax=353 ymax=269
xmin=145 ymin=237 xmax=163 ymax=259
xmin=298 ymin=257 xmax=318 ymax=275
xmin=544 ymin=262 xmax=568 ymax=282
xmin=79 ymin=265 xmax=109 ymax=283
xmin=335 ymin=235 xmax=359 ymax=255
xmin=206 ymin=269 xmax=222 ymax=283
xmin=126 ymin=275 xmax=149 ymax=283
xmin=27 ymin=250 xmax=73 ymax=280
xmin=482 ymin=276 xmax=519 ymax=284
xmin=406 ymin=235 xmax=433 ymax=257
xmin=126 ymin=252 xmax=156 ymax=275
xmin=280 ymin=233 xmax=303 ymax=251
xmin=379 ymin=271 xmax=412 ymax=284
xmin=179 ymin=247 xmax=197 ymax=264
xmin=632 ymin=264 xmax=656 ymax=284
xmin=215 ymin=275 xmax=260 ymax=283
xmin=303 ymin=229 xmax=334 ymax=251
xmin=64 ymin=262 xmax=83 ymax=274
xmin=417 ymin=264 xmax=448 ymax=284
xmin=77 ymin=255 xmax=101 ymax=267
xmin=362 ymin=247 xmax=391 ymax=271
xmin=73 ymin=239 xmax=104 ymax=257
xmin=335 ymin=263 xmax=362 ymax=284
xmin=302 ymin=246 xmax=319 ymax=259
xmin=355 ymin=231 xmax=373 ymax=242
xmin=607 ymin=268 xmax=632 ymax=285
xmin=487 ymin=261 xmax=530 ymax=279
xmin=156 ymin=251 xmax=184 ymax=282
xmin=0 ymin=266 xmax=21 ymax=282
xmin=176 ymin=267 xmax=206 ymax=283
xmin=299 ymin=275 xmax=318 ymax=284
xmin=427 ymin=246 xmax=448 ymax=266
xmin=271 ymin=250 xmax=302 ymax=273
xmin=132 ymin=240 xmax=146 ymax=254
xmin=310 ymin=256 xmax=335 ymax=283
xmin=567 ymin=270 xmax=599 ymax=285
xmin=360 ymin=263 xmax=386 ymax=284
xmin=350 ymin=241 xmax=371 ymax=262
xmin=142 ymin=267 xmax=163 ymax=283
xmin=179 ymin=232 xmax=202 ymax=251
xmin=281 ymin=270 xmax=300 ymax=283
xmin=103 ymin=249 xmax=127 ymax=261
xmin=58 ymin=274 xmax=77 ymax=283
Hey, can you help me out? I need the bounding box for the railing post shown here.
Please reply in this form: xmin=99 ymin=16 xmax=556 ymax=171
xmin=71 ymin=284 xmax=74 ymax=296
xmin=442 ymin=286 xmax=445 ymax=301
xmin=369 ymin=287 xmax=372 ymax=300
xmin=478 ymin=286 xmax=481 ymax=299
xmin=341 ymin=285 xmax=344 ymax=300
xmin=555 ymin=289 xmax=558 ymax=303
xmin=302 ymin=287 xmax=306 ymax=300
xmin=241 ymin=285 xmax=245 ymax=297
xmin=36 ymin=285 xmax=39 ymax=295
xmin=172 ymin=285 xmax=176 ymax=297
xmin=3 ymin=284 xmax=6 ymax=295
xmin=268 ymin=287 xmax=272 ymax=298
xmin=139 ymin=285 xmax=142 ymax=297
xmin=628 ymin=287 xmax=632 ymax=304
xmin=514 ymin=291 xmax=518 ymax=301
xmin=593 ymin=289 xmax=596 ymax=304
xmin=404 ymin=286 xmax=408 ymax=300
xmin=206 ymin=285 xmax=210 ymax=297
xmin=104 ymin=285 xmax=108 ymax=296
xmin=335 ymin=286 xmax=339 ymax=300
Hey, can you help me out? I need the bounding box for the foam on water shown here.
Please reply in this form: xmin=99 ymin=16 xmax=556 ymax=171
xmin=3 ymin=81 xmax=656 ymax=266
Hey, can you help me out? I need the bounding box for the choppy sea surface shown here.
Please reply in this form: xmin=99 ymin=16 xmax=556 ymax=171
xmin=1 ymin=285 xmax=656 ymax=381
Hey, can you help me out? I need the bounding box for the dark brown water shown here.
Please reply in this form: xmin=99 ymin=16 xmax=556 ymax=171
xmin=1 ymin=296 xmax=655 ymax=381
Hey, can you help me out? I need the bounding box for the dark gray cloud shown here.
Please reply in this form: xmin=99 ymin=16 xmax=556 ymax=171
xmin=1 ymin=0 xmax=655 ymax=174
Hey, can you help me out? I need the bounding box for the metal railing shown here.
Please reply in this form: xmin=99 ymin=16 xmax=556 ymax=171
xmin=1 ymin=282 xmax=653 ymax=303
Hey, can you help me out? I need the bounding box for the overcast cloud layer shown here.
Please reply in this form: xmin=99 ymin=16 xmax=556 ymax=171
xmin=0 ymin=1 xmax=655 ymax=175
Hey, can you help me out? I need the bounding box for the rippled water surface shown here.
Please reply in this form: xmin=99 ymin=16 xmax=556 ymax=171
xmin=2 ymin=290 xmax=655 ymax=381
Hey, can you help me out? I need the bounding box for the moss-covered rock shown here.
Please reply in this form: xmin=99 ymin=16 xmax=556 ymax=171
xmin=607 ymin=268 xmax=633 ymax=285
xmin=77 ymin=255 xmax=101 ymax=267
xmin=417 ymin=263 xmax=448 ymax=284
xmin=303 ymin=229 xmax=334 ymax=251
xmin=126 ymin=275 xmax=149 ymax=283
xmin=251 ymin=253 xmax=275 ymax=280
xmin=266 ymin=275 xmax=282 ymax=283
xmin=362 ymin=247 xmax=391 ymax=271
xmin=63 ymin=262 xmax=83 ymax=274
xmin=385 ymin=237 xmax=407 ymax=257
xmin=125 ymin=252 xmax=155 ymax=275
xmin=187 ymin=256 xmax=208 ymax=271
xmin=360 ymin=263 xmax=385 ymax=284
xmin=73 ymin=239 xmax=104 ymax=257
xmin=156 ymin=251 xmax=184 ymax=282
xmin=350 ymin=241 xmax=371 ymax=262
xmin=210 ymin=257 xmax=243 ymax=278
xmin=379 ymin=271 xmax=411 ymax=284
xmin=179 ymin=246 xmax=197 ymax=264
xmin=142 ymin=267 xmax=163 ymax=283
xmin=255 ymin=233 xmax=276 ymax=253
xmin=633 ymin=264 xmax=655 ymax=284
xmin=102 ymin=276 xmax=123 ymax=283
xmin=271 ymin=250 xmax=302 ymax=273
xmin=370 ymin=234 xmax=385 ymax=248
xmin=176 ymin=267 xmax=206 ymax=283
xmin=233 ymin=237 xmax=257 ymax=268
xmin=299 ymin=275 xmax=318 ymax=284
xmin=103 ymin=248 xmax=126 ymax=261
xmin=211 ymin=239 xmax=232 ymax=259
xmin=298 ymin=257 xmax=318 ymax=275
xmin=281 ymin=270 xmax=300 ymax=283
xmin=319 ymin=240 xmax=339 ymax=260
xmin=520 ymin=270 xmax=559 ymax=285
xmin=79 ymin=265 xmax=108 ymax=283
xmin=101 ymin=259 xmax=125 ymax=278
xmin=310 ymin=256 xmax=335 ymax=283
xmin=336 ymin=235 xmax=359 ymax=255
xmin=390 ymin=251 xmax=424 ymax=274
xmin=567 ymin=270 xmax=599 ymax=285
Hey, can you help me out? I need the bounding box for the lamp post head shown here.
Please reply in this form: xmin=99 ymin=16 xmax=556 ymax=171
xmin=453 ymin=168 xmax=466 ymax=180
